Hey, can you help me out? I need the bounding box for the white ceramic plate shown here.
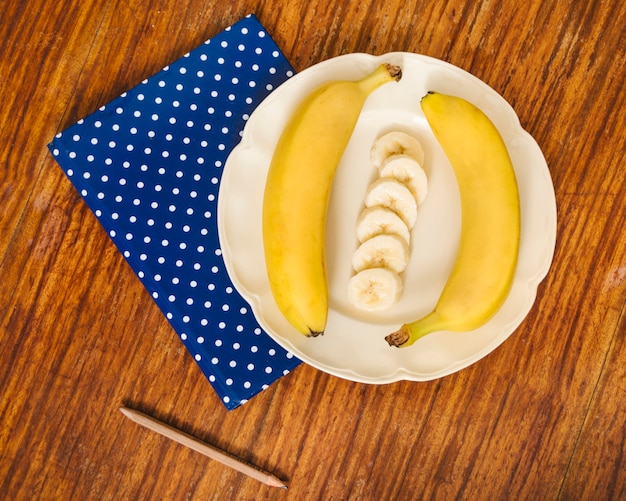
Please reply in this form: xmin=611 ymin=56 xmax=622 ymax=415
xmin=217 ymin=52 xmax=557 ymax=383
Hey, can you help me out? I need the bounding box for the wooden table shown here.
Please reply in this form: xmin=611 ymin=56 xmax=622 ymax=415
xmin=2 ymin=0 xmax=625 ymax=499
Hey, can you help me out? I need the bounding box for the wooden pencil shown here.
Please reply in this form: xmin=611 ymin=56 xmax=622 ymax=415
xmin=119 ymin=406 xmax=287 ymax=489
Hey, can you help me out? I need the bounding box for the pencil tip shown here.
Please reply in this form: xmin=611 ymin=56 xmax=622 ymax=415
xmin=269 ymin=477 xmax=288 ymax=489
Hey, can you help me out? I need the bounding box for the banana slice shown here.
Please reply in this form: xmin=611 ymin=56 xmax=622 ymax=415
xmin=370 ymin=131 xmax=425 ymax=168
xmin=364 ymin=178 xmax=418 ymax=228
xmin=351 ymin=233 xmax=410 ymax=273
xmin=347 ymin=267 xmax=404 ymax=311
xmin=356 ymin=206 xmax=411 ymax=245
xmin=379 ymin=154 xmax=428 ymax=205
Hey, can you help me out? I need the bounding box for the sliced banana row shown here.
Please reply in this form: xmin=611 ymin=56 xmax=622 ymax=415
xmin=347 ymin=131 xmax=428 ymax=312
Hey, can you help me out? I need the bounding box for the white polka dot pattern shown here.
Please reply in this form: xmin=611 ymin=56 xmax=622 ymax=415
xmin=48 ymin=14 xmax=301 ymax=410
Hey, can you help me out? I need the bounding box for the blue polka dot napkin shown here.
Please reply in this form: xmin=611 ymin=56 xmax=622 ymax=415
xmin=48 ymin=14 xmax=302 ymax=410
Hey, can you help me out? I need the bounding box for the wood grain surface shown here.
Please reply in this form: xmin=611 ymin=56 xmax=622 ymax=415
xmin=1 ymin=0 xmax=625 ymax=499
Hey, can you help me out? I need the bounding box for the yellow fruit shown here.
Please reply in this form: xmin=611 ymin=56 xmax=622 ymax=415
xmin=263 ymin=63 xmax=402 ymax=336
xmin=386 ymin=92 xmax=520 ymax=347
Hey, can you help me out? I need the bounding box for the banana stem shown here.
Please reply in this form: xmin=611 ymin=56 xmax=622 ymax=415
xmin=358 ymin=64 xmax=402 ymax=94
xmin=385 ymin=311 xmax=442 ymax=347
xmin=383 ymin=63 xmax=403 ymax=81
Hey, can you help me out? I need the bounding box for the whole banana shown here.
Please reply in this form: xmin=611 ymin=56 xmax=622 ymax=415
xmin=263 ymin=63 xmax=402 ymax=336
xmin=386 ymin=92 xmax=521 ymax=347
